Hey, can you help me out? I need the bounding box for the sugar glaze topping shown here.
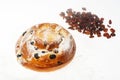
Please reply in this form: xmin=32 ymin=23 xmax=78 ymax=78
xmin=16 ymin=23 xmax=75 ymax=67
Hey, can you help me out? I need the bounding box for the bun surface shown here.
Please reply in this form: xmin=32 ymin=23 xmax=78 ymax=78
xmin=15 ymin=23 xmax=76 ymax=71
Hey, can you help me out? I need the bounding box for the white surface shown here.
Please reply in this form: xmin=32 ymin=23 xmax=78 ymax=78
xmin=0 ymin=0 xmax=120 ymax=80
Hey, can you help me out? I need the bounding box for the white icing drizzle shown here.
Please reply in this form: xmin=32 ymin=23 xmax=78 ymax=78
xmin=55 ymin=26 xmax=62 ymax=32
xmin=17 ymin=57 xmax=27 ymax=64
xmin=59 ymin=34 xmax=72 ymax=52
xmin=17 ymin=28 xmax=34 ymax=63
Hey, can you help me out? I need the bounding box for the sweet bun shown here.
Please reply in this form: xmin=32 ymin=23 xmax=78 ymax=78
xmin=15 ymin=23 xmax=76 ymax=72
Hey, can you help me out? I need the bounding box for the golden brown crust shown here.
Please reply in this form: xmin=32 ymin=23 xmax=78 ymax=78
xmin=16 ymin=23 xmax=76 ymax=72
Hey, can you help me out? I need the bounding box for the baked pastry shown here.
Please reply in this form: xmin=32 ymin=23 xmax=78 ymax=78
xmin=15 ymin=23 xmax=76 ymax=72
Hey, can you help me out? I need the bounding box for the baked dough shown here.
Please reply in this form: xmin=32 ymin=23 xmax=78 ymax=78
xmin=15 ymin=23 xmax=76 ymax=72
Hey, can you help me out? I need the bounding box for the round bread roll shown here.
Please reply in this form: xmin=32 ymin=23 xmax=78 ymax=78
xmin=15 ymin=23 xmax=76 ymax=72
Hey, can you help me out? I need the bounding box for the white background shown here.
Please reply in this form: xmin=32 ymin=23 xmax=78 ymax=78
xmin=0 ymin=0 xmax=120 ymax=80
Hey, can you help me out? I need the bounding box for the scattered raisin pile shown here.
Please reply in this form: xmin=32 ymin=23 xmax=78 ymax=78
xmin=60 ymin=8 xmax=116 ymax=39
